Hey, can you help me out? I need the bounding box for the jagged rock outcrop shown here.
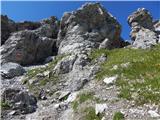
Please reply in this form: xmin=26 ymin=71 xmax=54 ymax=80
xmin=1 ymin=30 xmax=57 ymax=65
xmin=1 ymin=15 xmax=17 ymax=45
xmin=1 ymin=16 xmax=59 ymax=65
xmin=57 ymin=3 xmax=126 ymax=55
xmin=128 ymin=8 xmax=159 ymax=49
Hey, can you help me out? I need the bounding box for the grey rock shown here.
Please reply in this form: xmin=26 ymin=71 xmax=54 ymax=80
xmin=57 ymin=3 xmax=125 ymax=55
xmin=132 ymin=28 xmax=158 ymax=49
xmin=103 ymin=75 xmax=118 ymax=85
xmin=38 ymin=89 xmax=47 ymax=100
xmin=2 ymin=88 xmax=37 ymax=114
xmin=69 ymin=78 xmax=88 ymax=91
xmin=148 ymin=110 xmax=160 ymax=118
xmin=1 ymin=30 xmax=57 ymax=65
xmin=1 ymin=62 xmax=26 ymax=79
xmin=58 ymin=91 xmax=70 ymax=101
xmin=44 ymin=56 xmax=55 ymax=64
xmin=95 ymin=53 xmax=107 ymax=63
xmin=99 ymin=38 xmax=111 ymax=49
xmin=128 ymin=8 xmax=159 ymax=49
xmin=128 ymin=8 xmax=153 ymax=30
xmin=54 ymin=55 xmax=77 ymax=74
xmin=154 ymin=20 xmax=160 ymax=42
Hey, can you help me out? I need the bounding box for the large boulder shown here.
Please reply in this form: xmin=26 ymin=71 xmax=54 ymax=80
xmin=1 ymin=88 xmax=37 ymax=114
xmin=1 ymin=30 xmax=57 ymax=65
xmin=1 ymin=15 xmax=17 ymax=45
xmin=128 ymin=8 xmax=159 ymax=49
xmin=1 ymin=62 xmax=26 ymax=79
xmin=57 ymin=3 xmax=125 ymax=55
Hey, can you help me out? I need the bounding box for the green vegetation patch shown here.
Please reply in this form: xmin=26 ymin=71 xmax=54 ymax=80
xmin=113 ymin=111 xmax=124 ymax=120
xmin=90 ymin=45 xmax=160 ymax=105
xmin=83 ymin=107 xmax=103 ymax=120
xmin=71 ymin=91 xmax=102 ymax=111
xmin=0 ymin=101 xmax=11 ymax=110
xmin=23 ymin=55 xmax=66 ymax=98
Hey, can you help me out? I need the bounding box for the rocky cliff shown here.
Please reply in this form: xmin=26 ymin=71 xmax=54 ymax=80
xmin=1 ymin=2 xmax=160 ymax=120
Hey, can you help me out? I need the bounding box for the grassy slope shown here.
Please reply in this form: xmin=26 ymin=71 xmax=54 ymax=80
xmin=90 ymin=45 xmax=160 ymax=105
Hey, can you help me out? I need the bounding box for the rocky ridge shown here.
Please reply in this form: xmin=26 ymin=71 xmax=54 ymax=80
xmin=1 ymin=2 xmax=160 ymax=120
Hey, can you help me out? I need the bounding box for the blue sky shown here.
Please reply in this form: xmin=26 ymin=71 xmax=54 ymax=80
xmin=1 ymin=1 xmax=160 ymax=40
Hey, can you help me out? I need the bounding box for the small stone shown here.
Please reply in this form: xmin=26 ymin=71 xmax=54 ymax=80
xmin=148 ymin=110 xmax=160 ymax=118
xmin=8 ymin=111 xmax=16 ymax=115
xmin=54 ymin=104 xmax=60 ymax=109
xmin=103 ymin=75 xmax=118 ymax=85
xmin=121 ymin=62 xmax=130 ymax=68
xmin=43 ymin=71 xmax=50 ymax=77
xmin=66 ymin=92 xmax=78 ymax=103
xmin=95 ymin=103 xmax=108 ymax=115
xmin=59 ymin=91 xmax=70 ymax=101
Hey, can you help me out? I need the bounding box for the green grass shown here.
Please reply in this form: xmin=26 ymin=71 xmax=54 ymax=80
xmin=113 ymin=112 xmax=124 ymax=120
xmin=90 ymin=45 xmax=160 ymax=105
xmin=25 ymin=54 xmax=66 ymax=81
xmin=72 ymin=92 xmax=94 ymax=110
xmin=0 ymin=101 xmax=11 ymax=110
xmin=23 ymin=55 xmax=66 ymax=98
xmin=83 ymin=107 xmax=103 ymax=120
xmin=72 ymin=91 xmax=103 ymax=111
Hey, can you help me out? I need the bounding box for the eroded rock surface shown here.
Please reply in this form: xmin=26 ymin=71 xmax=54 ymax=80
xmin=128 ymin=8 xmax=159 ymax=49
xmin=1 ymin=16 xmax=59 ymax=65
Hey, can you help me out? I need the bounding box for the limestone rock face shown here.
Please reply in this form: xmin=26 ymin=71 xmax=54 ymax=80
xmin=1 ymin=16 xmax=59 ymax=65
xmin=57 ymin=3 xmax=125 ymax=55
xmin=128 ymin=8 xmax=159 ymax=49
xmin=1 ymin=30 xmax=56 ymax=65
xmin=132 ymin=28 xmax=158 ymax=49
xmin=1 ymin=15 xmax=17 ymax=45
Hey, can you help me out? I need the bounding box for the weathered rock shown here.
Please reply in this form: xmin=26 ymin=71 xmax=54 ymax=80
xmin=1 ymin=62 xmax=26 ymax=79
xmin=2 ymin=88 xmax=37 ymax=114
xmin=1 ymin=30 xmax=57 ymax=65
xmin=1 ymin=15 xmax=17 ymax=44
xmin=128 ymin=8 xmax=159 ymax=49
xmin=132 ymin=28 xmax=158 ymax=49
xmin=57 ymin=3 xmax=125 ymax=55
